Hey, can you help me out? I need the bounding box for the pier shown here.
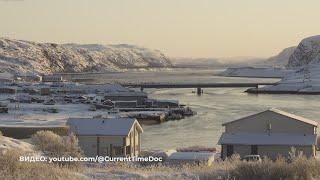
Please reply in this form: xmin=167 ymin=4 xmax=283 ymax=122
xmin=121 ymin=82 xmax=277 ymax=95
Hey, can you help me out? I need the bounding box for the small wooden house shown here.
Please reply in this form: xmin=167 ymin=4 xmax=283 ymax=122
xmin=218 ymin=108 xmax=318 ymax=160
xmin=67 ymin=118 xmax=143 ymax=157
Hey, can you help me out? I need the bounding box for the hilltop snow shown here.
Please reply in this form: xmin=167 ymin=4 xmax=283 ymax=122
xmin=0 ymin=38 xmax=172 ymax=75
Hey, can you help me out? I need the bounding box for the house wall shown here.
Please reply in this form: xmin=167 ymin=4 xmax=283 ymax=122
xmin=78 ymin=136 xmax=124 ymax=157
xmin=221 ymin=144 xmax=315 ymax=160
xmin=258 ymin=145 xmax=314 ymax=159
xmin=78 ymin=136 xmax=98 ymax=157
xmin=221 ymin=144 xmax=251 ymax=159
xmin=225 ymin=111 xmax=315 ymax=135
xmin=100 ymin=136 xmax=124 ymax=156
xmin=124 ymin=124 xmax=141 ymax=156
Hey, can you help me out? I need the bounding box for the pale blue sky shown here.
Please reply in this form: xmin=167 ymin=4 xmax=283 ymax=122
xmin=1 ymin=0 xmax=320 ymax=58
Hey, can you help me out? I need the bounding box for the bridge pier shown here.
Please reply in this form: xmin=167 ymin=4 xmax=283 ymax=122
xmin=197 ymin=87 xmax=203 ymax=96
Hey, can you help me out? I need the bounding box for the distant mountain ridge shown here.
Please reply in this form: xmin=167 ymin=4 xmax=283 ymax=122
xmin=0 ymin=38 xmax=172 ymax=75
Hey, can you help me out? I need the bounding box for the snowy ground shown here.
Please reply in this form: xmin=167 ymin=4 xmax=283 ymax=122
xmin=0 ymin=103 xmax=103 ymax=126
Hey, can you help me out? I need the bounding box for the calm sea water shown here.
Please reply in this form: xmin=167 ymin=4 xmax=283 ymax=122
xmin=97 ymin=69 xmax=320 ymax=150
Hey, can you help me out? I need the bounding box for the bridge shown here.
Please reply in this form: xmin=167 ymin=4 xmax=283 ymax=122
xmin=121 ymin=82 xmax=277 ymax=95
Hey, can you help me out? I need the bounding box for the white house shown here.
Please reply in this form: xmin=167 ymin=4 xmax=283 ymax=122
xmin=218 ymin=108 xmax=318 ymax=160
xmin=67 ymin=118 xmax=143 ymax=157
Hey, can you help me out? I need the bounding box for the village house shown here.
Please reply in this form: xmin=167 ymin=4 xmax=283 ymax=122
xmin=67 ymin=118 xmax=143 ymax=157
xmin=218 ymin=108 xmax=318 ymax=160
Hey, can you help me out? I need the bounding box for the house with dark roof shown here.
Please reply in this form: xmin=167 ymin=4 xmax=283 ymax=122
xmin=218 ymin=108 xmax=318 ymax=160
xmin=67 ymin=118 xmax=143 ymax=157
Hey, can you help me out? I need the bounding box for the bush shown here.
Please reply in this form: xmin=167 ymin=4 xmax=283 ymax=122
xmin=31 ymin=131 xmax=82 ymax=158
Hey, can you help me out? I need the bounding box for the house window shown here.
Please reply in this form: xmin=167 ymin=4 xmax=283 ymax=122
xmin=251 ymin=145 xmax=258 ymax=155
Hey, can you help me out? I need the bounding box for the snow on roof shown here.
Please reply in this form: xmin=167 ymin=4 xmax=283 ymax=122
xmin=167 ymin=152 xmax=215 ymax=161
xmin=218 ymin=132 xmax=317 ymax=145
xmin=67 ymin=118 xmax=143 ymax=136
xmin=222 ymin=108 xmax=318 ymax=127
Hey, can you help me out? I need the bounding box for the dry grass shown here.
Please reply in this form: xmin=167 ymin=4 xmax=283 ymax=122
xmin=230 ymin=156 xmax=320 ymax=180
xmin=83 ymin=154 xmax=320 ymax=180
xmin=0 ymin=150 xmax=85 ymax=180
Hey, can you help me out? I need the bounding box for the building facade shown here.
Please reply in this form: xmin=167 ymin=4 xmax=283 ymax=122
xmin=218 ymin=108 xmax=318 ymax=160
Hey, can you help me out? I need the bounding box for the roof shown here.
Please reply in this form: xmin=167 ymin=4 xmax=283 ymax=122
xmin=167 ymin=152 xmax=215 ymax=161
xmin=222 ymin=108 xmax=318 ymax=127
xmin=67 ymin=118 xmax=143 ymax=136
xmin=218 ymin=132 xmax=317 ymax=145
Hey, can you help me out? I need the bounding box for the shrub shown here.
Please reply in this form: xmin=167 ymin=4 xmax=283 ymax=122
xmin=31 ymin=131 xmax=82 ymax=158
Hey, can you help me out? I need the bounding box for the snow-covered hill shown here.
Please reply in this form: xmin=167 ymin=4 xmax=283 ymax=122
xmin=218 ymin=46 xmax=296 ymax=78
xmin=265 ymin=46 xmax=296 ymax=67
xmin=287 ymin=35 xmax=320 ymax=68
xmin=247 ymin=35 xmax=320 ymax=94
xmin=0 ymin=38 xmax=172 ymax=75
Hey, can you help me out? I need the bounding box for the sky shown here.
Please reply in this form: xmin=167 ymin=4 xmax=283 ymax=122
xmin=1 ymin=0 xmax=320 ymax=58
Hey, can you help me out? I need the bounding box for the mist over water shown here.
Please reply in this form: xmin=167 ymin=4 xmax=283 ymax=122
xmin=98 ymin=69 xmax=320 ymax=150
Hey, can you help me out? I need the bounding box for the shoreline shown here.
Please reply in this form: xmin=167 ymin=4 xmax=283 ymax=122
xmin=245 ymin=88 xmax=320 ymax=95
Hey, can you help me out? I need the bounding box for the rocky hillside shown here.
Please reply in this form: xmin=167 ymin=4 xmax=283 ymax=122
xmin=287 ymin=35 xmax=320 ymax=68
xmin=0 ymin=38 xmax=172 ymax=75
